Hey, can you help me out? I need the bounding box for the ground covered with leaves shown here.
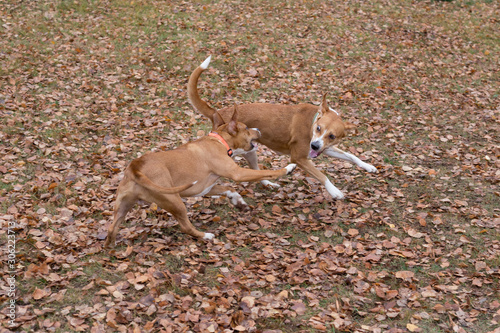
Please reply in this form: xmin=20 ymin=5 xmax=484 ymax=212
xmin=1 ymin=0 xmax=499 ymax=332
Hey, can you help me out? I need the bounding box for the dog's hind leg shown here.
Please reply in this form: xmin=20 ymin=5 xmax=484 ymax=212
xmin=156 ymin=195 xmax=214 ymax=240
xmin=206 ymin=184 xmax=249 ymax=210
xmin=243 ymin=151 xmax=280 ymax=188
xmin=105 ymin=192 xmax=138 ymax=248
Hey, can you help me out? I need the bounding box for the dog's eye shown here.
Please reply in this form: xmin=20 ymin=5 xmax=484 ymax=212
xmin=329 ymin=134 xmax=336 ymax=140
xmin=316 ymin=126 xmax=321 ymax=132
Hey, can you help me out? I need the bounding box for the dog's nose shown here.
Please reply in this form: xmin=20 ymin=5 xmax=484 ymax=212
xmin=311 ymin=141 xmax=320 ymax=151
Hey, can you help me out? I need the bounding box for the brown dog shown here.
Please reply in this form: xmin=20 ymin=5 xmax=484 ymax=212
xmin=104 ymin=107 xmax=296 ymax=247
xmin=188 ymin=56 xmax=377 ymax=200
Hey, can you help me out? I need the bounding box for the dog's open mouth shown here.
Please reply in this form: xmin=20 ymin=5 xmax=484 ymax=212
xmin=247 ymin=141 xmax=258 ymax=152
xmin=309 ymin=149 xmax=322 ymax=159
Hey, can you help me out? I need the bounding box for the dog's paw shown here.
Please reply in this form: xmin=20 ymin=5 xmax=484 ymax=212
xmin=362 ymin=163 xmax=377 ymax=173
xmin=325 ymin=180 xmax=345 ymax=200
xmin=103 ymin=235 xmax=115 ymax=248
xmin=236 ymin=203 xmax=251 ymax=211
xmin=261 ymin=180 xmax=280 ymax=188
xmin=331 ymin=191 xmax=345 ymax=200
xmin=285 ymin=163 xmax=297 ymax=175
xmin=203 ymin=233 xmax=215 ymax=240
xmin=223 ymin=190 xmax=248 ymax=208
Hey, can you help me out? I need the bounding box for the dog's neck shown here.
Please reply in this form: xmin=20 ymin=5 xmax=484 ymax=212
xmin=208 ymin=132 xmax=233 ymax=157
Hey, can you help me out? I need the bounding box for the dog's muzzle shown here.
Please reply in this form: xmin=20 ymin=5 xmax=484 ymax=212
xmin=309 ymin=141 xmax=322 ymax=158
xmin=251 ymin=128 xmax=261 ymax=139
xmin=310 ymin=141 xmax=321 ymax=151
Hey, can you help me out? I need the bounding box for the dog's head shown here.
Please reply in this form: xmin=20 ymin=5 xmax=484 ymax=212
xmin=309 ymin=94 xmax=356 ymax=158
xmin=213 ymin=106 xmax=261 ymax=155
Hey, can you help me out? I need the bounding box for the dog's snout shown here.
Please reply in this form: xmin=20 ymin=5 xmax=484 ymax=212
xmin=251 ymin=127 xmax=261 ymax=138
xmin=311 ymin=141 xmax=320 ymax=151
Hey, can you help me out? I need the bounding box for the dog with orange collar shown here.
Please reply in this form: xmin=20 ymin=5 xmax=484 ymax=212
xmin=104 ymin=107 xmax=296 ymax=247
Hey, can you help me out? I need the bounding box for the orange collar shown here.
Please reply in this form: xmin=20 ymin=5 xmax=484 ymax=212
xmin=208 ymin=132 xmax=233 ymax=157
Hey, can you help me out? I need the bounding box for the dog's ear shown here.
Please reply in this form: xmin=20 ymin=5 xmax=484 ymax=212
xmin=227 ymin=105 xmax=238 ymax=136
xmin=213 ymin=111 xmax=225 ymax=130
xmin=318 ymin=93 xmax=328 ymax=116
xmin=231 ymin=104 xmax=239 ymax=123
xmin=344 ymin=122 xmax=357 ymax=132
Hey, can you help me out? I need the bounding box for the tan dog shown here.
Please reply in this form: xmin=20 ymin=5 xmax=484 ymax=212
xmin=104 ymin=107 xmax=296 ymax=247
xmin=188 ymin=56 xmax=377 ymax=200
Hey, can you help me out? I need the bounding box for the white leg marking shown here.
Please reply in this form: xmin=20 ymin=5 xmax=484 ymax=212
xmin=223 ymin=190 xmax=248 ymax=207
xmin=325 ymin=179 xmax=344 ymax=199
xmin=200 ymin=55 xmax=211 ymax=69
xmin=261 ymin=180 xmax=280 ymax=188
xmin=285 ymin=163 xmax=297 ymax=174
xmin=204 ymin=233 xmax=215 ymax=240
xmin=324 ymin=147 xmax=377 ymax=173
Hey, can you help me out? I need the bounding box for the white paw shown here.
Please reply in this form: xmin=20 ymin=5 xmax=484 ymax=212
xmin=261 ymin=180 xmax=280 ymax=188
xmin=362 ymin=163 xmax=377 ymax=173
xmin=285 ymin=163 xmax=297 ymax=174
xmin=203 ymin=233 xmax=215 ymax=240
xmin=330 ymin=190 xmax=345 ymax=200
xmin=325 ymin=179 xmax=345 ymax=200
xmin=232 ymin=196 xmax=248 ymax=207
xmin=223 ymin=190 xmax=248 ymax=208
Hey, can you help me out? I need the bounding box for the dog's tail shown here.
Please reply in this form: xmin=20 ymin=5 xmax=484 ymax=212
xmin=188 ymin=55 xmax=216 ymax=123
xmin=132 ymin=168 xmax=197 ymax=194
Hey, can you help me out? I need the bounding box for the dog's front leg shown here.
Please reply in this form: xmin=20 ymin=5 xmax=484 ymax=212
xmin=217 ymin=163 xmax=296 ymax=183
xmin=294 ymin=158 xmax=344 ymax=199
xmin=243 ymin=151 xmax=280 ymax=188
xmin=324 ymin=147 xmax=377 ymax=173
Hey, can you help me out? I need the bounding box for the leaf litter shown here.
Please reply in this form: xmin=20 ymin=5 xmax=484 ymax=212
xmin=0 ymin=0 xmax=499 ymax=332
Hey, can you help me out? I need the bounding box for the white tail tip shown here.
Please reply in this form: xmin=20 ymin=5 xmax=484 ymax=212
xmin=200 ymin=55 xmax=211 ymax=69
